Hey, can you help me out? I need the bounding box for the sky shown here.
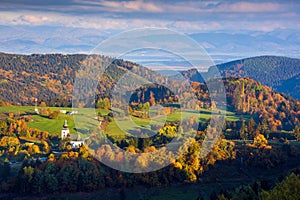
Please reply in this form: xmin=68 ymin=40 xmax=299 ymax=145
xmin=0 ymin=0 xmax=300 ymax=66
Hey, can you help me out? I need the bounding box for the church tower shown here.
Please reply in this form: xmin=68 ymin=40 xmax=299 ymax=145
xmin=61 ymin=120 xmax=70 ymax=139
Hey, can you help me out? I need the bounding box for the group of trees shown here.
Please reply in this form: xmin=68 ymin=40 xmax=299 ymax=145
xmin=0 ymin=135 xmax=237 ymax=194
xmin=261 ymin=173 xmax=300 ymax=200
xmin=4 ymin=151 xmax=104 ymax=194
xmin=209 ymin=172 xmax=300 ymax=200
xmin=0 ymin=99 xmax=11 ymax=107
xmin=2 ymin=129 xmax=299 ymax=196
xmin=36 ymin=106 xmax=61 ymax=119
xmin=96 ymin=98 xmax=111 ymax=109
xmin=238 ymin=118 xmax=261 ymax=140
xmin=0 ymin=118 xmax=50 ymax=140
xmin=239 ymin=142 xmax=299 ymax=169
xmin=225 ymin=78 xmax=299 ymax=131
xmin=0 ymin=119 xmax=51 ymax=160
xmin=126 ymin=77 xmax=299 ymax=133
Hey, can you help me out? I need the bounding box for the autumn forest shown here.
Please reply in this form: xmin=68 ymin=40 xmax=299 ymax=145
xmin=0 ymin=53 xmax=299 ymax=199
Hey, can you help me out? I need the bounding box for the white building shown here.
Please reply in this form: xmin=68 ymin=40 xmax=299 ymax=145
xmin=61 ymin=120 xmax=70 ymax=139
xmin=61 ymin=120 xmax=84 ymax=149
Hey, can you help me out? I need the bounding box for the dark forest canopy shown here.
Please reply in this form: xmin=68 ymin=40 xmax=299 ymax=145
xmin=182 ymin=55 xmax=300 ymax=99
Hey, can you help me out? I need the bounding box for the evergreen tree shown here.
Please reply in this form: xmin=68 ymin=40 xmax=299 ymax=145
xmin=239 ymin=120 xmax=247 ymax=140
xmin=247 ymin=118 xmax=257 ymax=139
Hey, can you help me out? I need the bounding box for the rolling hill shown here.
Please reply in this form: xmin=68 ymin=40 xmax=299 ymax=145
xmin=214 ymin=56 xmax=300 ymax=99
xmin=183 ymin=56 xmax=300 ymax=99
xmin=0 ymin=53 xmax=299 ymax=132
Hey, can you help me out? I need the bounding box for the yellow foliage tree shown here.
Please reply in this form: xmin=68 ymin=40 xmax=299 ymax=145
xmin=253 ymin=133 xmax=268 ymax=148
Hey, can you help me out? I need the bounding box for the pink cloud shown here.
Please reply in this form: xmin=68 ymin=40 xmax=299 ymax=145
xmin=99 ymin=0 xmax=163 ymax=13
xmin=20 ymin=15 xmax=49 ymax=24
xmin=223 ymin=2 xmax=282 ymax=13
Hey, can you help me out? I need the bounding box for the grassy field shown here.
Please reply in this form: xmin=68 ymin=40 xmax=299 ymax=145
xmin=166 ymin=108 xmax=245 ymax=122
xmin=0 ymin=106 xmax=75 ymax=135
xmin=27 ymin=114 xmax=76 ymax=134
xmin=0 ymin=105 xmax=39 ymax=114
xmin=106 ymin=108 xmax=248 ymax=138
xmin=0 ymin=106 xmax=247 ymax=138
xmin=0 ymin=106 xmax=115 ymax=134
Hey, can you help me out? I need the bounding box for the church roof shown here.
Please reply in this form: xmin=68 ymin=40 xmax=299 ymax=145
xmin=70 ymin=133 xmax=82 ymax=141
xmin=63 ymin=120 xmax=69 ymax=128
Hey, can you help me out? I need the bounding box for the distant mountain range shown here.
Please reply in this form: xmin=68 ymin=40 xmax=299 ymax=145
xmin=189 ymin=30 xmax=300 ymax=63
xmin=1 ymin=25 xmax=300 ymax=64
xmin=182 ymin=56 xmax=300 ymax=100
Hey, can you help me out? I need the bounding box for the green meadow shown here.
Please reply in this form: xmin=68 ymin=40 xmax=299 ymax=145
xmin=0 ymin=106 xmax=247 ymax=138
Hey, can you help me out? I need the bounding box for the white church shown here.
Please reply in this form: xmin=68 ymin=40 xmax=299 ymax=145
xmin=61 ymin=120 xmax=84 ymax=149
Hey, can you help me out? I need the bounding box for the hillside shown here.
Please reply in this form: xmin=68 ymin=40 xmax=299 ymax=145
xmin=213 ymin=56 xmax=300 ymax=99
xmin=0 ymin=53 xmax=84 ymax=106
xmin=182 ymin=56 xmax=300 ymax=99
xmin=0 ymin=53 xmax=300 ymax=199
xmin=0 ymin=53 xmax=137 ymax=106
xmin=0 ymin=52 xmax=194 ymax=106
xmin=0 ymin=53 xmax=299 ymax=131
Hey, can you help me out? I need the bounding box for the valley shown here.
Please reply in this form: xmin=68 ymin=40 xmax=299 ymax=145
xmin=0 ymin=53 xmax=299 ymax=199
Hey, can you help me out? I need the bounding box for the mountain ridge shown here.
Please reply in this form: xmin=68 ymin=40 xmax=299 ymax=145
xmin=182 ymin=55 xmax=300 ymax=99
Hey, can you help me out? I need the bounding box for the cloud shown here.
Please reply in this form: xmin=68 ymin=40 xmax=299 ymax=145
xmin=0 ymin=1 xmax=299 ymax=34
xmin=20 ymin=15 xmax=49 ymax=24
xmin=222 ymin=1 xmax=282 ymax=13
xmin=91 ymin=0 xmax=163 ymax=13
xmin=171 ymin=21 xmax=222 ymax=32
xmin=1 ymin=10 xmax=299 ymax=34
xmin=92 ymin=1 xmax=285 ymax=14
xmin=0 ymin=1 xmax=298 ymax=17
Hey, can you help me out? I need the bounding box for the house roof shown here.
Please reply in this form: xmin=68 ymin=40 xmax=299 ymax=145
xmin=70 ymin=133 xmax=82 ymax=141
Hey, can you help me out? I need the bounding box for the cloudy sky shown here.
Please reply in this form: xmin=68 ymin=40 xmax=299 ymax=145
xmin=0 ymin=0 xmax=300 ymax=64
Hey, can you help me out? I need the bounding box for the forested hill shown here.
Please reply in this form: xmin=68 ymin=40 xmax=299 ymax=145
xmin=0 ymin=53 xmax=136 ymax=106
xmin=183 ymin=56 xmax=300 ymax=99
xmin=0 ymin=53 xmax=299 ymax=130
xmin=0 ymin=53 xmax=84 ymax=105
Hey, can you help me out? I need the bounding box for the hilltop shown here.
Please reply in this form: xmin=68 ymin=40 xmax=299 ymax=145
xmin=183 ymin=56 xmax=300 ymax=99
